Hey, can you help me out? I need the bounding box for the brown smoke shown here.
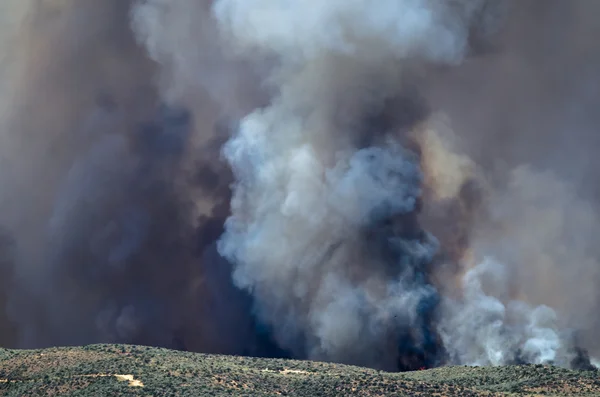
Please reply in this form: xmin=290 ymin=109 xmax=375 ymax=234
xmin=0 ymin=0 xmax=266 ymax=355
xmin=421 ymin=0 xmax=600 ymax=361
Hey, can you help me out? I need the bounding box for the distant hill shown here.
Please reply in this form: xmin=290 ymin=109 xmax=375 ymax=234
xmin=0 ymin=344 xmax=598 ymax=396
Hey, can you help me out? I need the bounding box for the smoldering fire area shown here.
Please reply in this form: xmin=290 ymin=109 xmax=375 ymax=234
xmin=0 ymin=0 xmax=599 ymax=372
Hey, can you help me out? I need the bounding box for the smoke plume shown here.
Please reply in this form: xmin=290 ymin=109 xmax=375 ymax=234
xmin=0 ymin=0 xmax=599 ymax=372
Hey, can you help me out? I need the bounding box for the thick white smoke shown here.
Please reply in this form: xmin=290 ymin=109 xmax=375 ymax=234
xmin=439 ymin=257 xmax=563 ymax=366
xmin=419 ymin=123 xmax=594 ymax=368
xmin=209 ymin=0 xmax=500 ymax=368
xmin=213 ymin=0 xmax=480 ymax=63
xmin=207 ymin=0 xmax=593 ymax=369
xmin=219 ymin=130 xmax=439 ymax=366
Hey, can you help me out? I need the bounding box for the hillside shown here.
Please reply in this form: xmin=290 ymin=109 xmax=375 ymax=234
xmin=0 ymin=344 xmax=598 ymax=396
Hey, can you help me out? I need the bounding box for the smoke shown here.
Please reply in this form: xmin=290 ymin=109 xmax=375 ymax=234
xmin=0 ymin=0 xmax=271 ymax=355
xmin=0 ymin=0 xmax=599 ymax=372
xmin=420 ymin=0 xmax=600 ymax=368
xmin=208 ymin=0 xmax=489 ymax=370
xmin=439 ymin=257 xmax=563 ymax=366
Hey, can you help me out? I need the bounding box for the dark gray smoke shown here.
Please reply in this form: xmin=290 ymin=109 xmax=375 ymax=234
xmin=0 ymin=0 xmax=598 ymax=372
xmin=0 ymin=0 xmax=271 ymax=356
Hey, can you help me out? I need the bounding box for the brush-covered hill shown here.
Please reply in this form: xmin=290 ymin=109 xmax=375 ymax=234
xmin=0 ymin=344 xmax=598 ymax=396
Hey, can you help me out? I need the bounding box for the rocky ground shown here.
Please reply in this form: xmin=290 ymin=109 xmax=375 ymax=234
xmin=0 ymin=344 xmax=599 ymax=396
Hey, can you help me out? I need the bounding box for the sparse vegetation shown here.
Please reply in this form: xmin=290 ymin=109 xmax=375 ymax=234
xmin=0 ymin=345 xmax=597 ymax=396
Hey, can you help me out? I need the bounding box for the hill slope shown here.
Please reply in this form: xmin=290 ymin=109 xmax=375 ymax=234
xmin=0 ymin=344 xmax=598 ymax=396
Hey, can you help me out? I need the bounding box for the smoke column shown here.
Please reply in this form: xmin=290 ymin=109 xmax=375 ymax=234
xmin=0 ymin=0 xmax=599 ymax=372
xmin=206 ymin=0 xmax=590 ymax=369
xmin=209 ymin=0 xmax=488 ymax=370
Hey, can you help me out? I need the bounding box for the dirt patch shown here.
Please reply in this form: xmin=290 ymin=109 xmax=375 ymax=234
xmin=114 ymin=374 xmax=144 ymax=387
xmin=280 ymin=369 xmax=312 ymax=376
xmin=72 ymin=373 xmax=144 ymax=387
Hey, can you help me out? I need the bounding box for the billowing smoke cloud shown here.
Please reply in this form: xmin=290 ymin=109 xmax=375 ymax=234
xmin=420 ymin=0 xmax=600 ymax=369
xmin=0 ymin=0 xmax=272 ymax=356
xmin=0 ymin=0 xmax=599 ymax=372
xmin=209 ymin=0 xmax=492 ymax=370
